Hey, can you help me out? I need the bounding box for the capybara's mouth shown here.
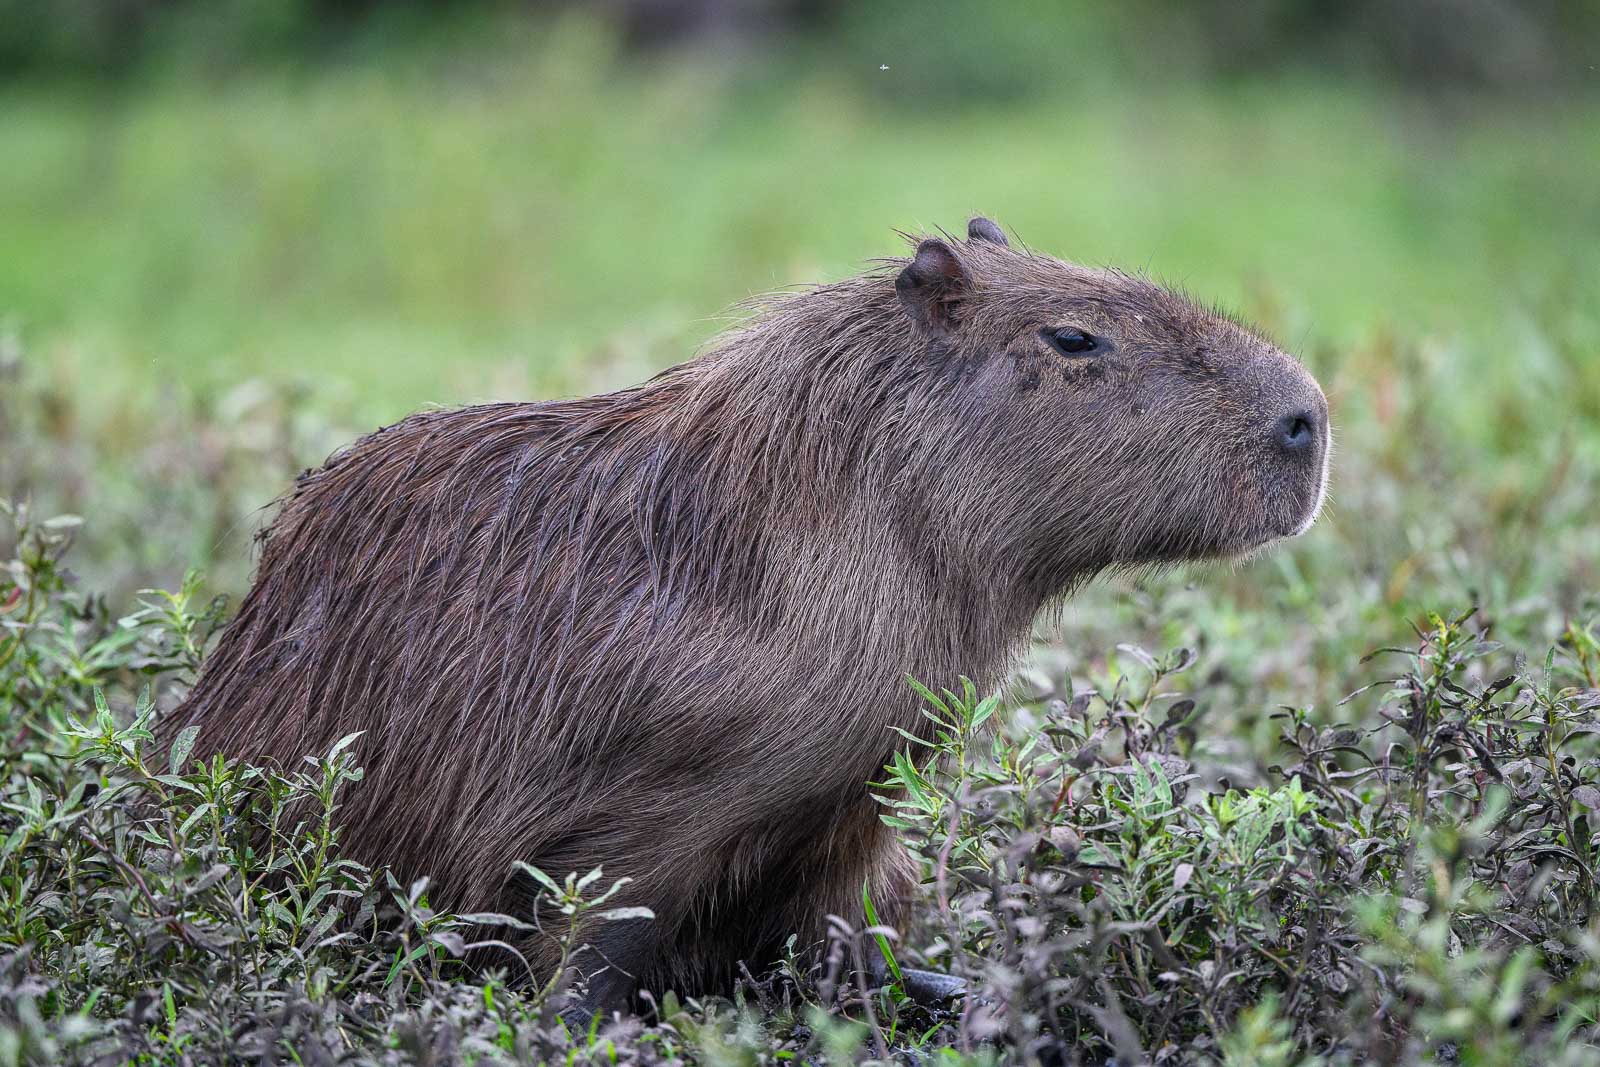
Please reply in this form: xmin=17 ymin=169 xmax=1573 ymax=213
xmin=1265 ymin=383 xmax=1331 ymax=542
xmin=1284 ymin=419 xmax=1331 ymax=538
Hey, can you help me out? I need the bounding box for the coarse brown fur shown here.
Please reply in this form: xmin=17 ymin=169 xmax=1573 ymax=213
xmin=158 ymin=218 xmax=1329 ymax=1010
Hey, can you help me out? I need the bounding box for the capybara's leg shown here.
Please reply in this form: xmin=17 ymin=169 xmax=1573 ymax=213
xmin=856 ymin=837 xmax=967 ymax=1003
xmin=777 ymin=816 xmax=964 ymax=1003
xmin=563 ymin=912 xmax=663 ymax=1023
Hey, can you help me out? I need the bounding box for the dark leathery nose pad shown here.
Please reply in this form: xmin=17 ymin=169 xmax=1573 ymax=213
xmin=1275 ymin=409 xmax=1318 ymax=452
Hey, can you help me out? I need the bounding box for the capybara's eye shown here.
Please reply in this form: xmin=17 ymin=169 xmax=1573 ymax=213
xmin=1043 ymin=328 xmax=1101 ymax=357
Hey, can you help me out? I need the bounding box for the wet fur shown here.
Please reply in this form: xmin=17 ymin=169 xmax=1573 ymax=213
xmin=160 ymin=221 xmax=1327 ymax=1006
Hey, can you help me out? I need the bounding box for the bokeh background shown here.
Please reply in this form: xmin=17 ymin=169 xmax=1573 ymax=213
xmin=2 ymin=0 xmax=1598 ymax=750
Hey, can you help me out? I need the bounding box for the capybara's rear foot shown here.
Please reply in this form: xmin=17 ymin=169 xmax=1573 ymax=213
xmin=899 ymin=967 xmax=966 ymax=1004
xmin=868 ymin=952 xmax=966 ymax=1004
xmin=558 ymin=999 xmax=596 ymax=1035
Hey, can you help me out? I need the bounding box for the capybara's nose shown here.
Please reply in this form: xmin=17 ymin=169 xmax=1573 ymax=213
xmin=1274 ymin=408 xmax=1320 ymax=453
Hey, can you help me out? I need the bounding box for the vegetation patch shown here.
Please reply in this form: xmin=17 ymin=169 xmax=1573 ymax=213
xmin=1 ymin=18 xmax=1596 ymax=1061
xmin=4 ymin=494 xmax=1600 ymax=1064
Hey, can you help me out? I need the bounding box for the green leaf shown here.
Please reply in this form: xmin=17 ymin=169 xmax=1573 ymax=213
xmin=168 ymin=725 xmax=201 ymax=775
xmin=862 ymin=881 xmax=901 ymax=983
xmin=327 ymin=731 xmax=365 ymax=761
xmin=905 ymin=675 xmax=952 ymax=719
xmin=513 ymin=861 xmax=563 ymax=897
xmin=385 ymin=942 xmax=433 ymax=987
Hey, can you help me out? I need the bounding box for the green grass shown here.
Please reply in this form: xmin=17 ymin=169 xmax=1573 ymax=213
xmin=2 ymin=17 xmax=1600 ymax=1064
xmin=2 ymin=29 xmax=1598 ymax=707
xmin=3 ymin=16 xmax=1597 ymax=417
xmin=5 ymin=501 xmax=1600 ymax=1065
xmin=3 ymin=22 xmax=1596 ymax=653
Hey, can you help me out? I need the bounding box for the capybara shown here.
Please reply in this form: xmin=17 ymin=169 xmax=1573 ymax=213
xmin=160 ymin=217 xmax=1329 ymax=1014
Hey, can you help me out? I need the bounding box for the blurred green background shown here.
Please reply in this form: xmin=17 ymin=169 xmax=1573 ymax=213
xmin=2 ymin=0 xmax=1598 ymax=737
xmin=5 ymin=1 xmax=1598 ymax=408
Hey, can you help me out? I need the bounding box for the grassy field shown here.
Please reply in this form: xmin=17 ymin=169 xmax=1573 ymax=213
xmin=3 ymin=17 xmax=1598 ymax=413
xmin=4 ymin=30 xmax=1597 ymax=696
xmin=3 ymin=14 xmax=1600 ymax=1064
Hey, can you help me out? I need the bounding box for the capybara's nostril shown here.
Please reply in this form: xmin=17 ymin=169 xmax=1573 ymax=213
xmin=1275 ymin=409 xmax=1318 ymax=453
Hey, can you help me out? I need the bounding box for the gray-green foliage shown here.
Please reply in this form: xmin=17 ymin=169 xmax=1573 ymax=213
xmin=0 ymin=503 xmax=717 ymax=1065
xmin=874 ymin=614 xmax=1600 ymax=1065
xmin=7 ymin=488 xmax=1600 ymax=1064
xmin=2 ymin=11 xmax=1598 ymax=1063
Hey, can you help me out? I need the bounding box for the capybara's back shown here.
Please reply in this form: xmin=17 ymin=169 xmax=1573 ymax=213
xmin=165 ymin=218 xmax=1329 ymax=1011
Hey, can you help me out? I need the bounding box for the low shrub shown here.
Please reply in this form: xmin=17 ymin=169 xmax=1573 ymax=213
xmin=5 ymin=497 xmax=1600 ymax=1065
xmin=879 ymin=616 xmax=1600 ymax=1064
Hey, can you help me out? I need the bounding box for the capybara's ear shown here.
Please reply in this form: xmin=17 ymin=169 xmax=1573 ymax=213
xmin=966 ymin=216 xmax=1008 ymax=246
xmin=895 ymin=238 xmax=971 ymax=332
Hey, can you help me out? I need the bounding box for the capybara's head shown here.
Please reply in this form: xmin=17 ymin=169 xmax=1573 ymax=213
xmin=876 ymin=217 xmax=1328 ymax=592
